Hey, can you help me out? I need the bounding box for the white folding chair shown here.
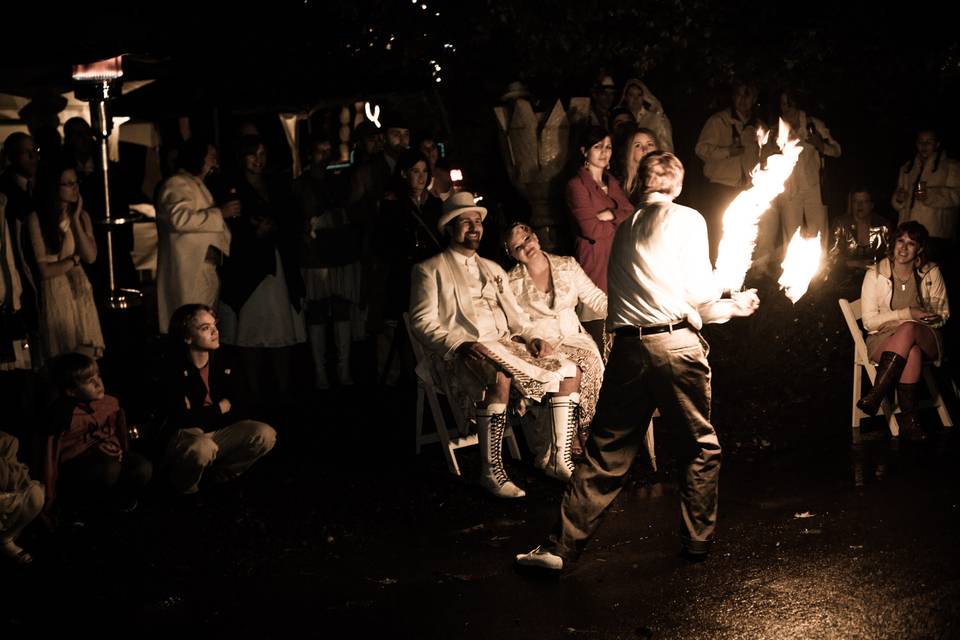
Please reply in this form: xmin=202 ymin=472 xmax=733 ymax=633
xmin=404 ymin=313 xmax=521 ymax=476
xmin=838 ymin=298 xmax=953 ymax=438
xmin=645 ymin=410 xmax=658 ymax=472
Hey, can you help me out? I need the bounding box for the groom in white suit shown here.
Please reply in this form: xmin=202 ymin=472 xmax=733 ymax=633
xmin=409 ymin=192 xmax=554 ymax=498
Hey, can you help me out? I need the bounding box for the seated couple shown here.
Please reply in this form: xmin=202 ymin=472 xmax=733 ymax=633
xmin=409 ymin=192 xmax=606 ymax=497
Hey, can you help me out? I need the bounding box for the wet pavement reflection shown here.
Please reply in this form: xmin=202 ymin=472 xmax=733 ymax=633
xmin=3 ymin=282 xmax=958 ymax=638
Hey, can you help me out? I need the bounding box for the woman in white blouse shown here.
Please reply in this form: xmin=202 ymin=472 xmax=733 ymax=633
xmin=504 ymin=223 xmax=607 ymax=480
xmin=858 ymin=221 xmax=949 ymax=440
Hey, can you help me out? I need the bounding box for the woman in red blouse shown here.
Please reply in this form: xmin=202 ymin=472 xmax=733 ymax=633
xmin=565 ymin=126 xmax=635 ymax=348
xmin=566 ymin=126 xmax=635 ymax=292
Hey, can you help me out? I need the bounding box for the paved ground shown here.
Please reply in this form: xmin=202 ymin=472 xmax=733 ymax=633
xmin=3 ymin=275 xmax=959 ymax=638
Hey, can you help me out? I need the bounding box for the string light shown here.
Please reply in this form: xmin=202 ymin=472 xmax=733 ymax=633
xmin=364 ymin=102 xmax=382 ymax=128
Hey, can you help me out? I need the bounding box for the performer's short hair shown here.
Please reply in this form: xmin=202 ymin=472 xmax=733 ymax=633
xmin=640 ymin=151 xmax=684 ymax=198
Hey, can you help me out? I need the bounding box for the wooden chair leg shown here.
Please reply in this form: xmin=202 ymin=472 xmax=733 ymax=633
xmin=424 ymin=382 xmax=462 ymax=476
xmin=645 ymin=418 xmax=657 ymax=472
xmin=885 ymin=397 xmax=900 ymax=438
xmin=415 ymin=383 xmax=426 ymax=455
xmin=504 ymin=426 xmax=521 ymax=460
xmin=446 ymin=442 xmax=462 ymax=476
xmin=924 ymin=366 xmax=954 ymax=428
xmin=852 ymin=363 xmax=863 ymax=428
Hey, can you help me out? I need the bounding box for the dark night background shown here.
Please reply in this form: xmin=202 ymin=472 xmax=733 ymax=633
xmin=2 ymin=3 xmax=959 ymax=637
xmin=3 ymin=0 xmax=959 ymax=211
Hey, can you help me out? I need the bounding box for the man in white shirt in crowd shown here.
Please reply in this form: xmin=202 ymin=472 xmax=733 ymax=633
xmin=892 ymin=128 xmax=960 ymax=265
xmin=776 ymin=89 xmax=841 ymax=253
xmin=695 ymin=80 xmax=763 ymax=265
xmin=517 ymin=152 xmax=759 ymax=571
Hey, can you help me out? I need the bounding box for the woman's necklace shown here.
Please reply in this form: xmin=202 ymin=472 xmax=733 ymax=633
xmin=893 ymin=267 xmax=912 ymax=291
xmin=590 ymin=168 xmax=608 ymax=192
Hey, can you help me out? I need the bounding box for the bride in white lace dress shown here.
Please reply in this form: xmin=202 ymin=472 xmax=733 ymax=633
xmin=504 ymin=223 xmax=607 ymax=470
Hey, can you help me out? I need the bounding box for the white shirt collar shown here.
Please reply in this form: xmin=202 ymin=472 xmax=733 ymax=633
xmin=643 ymin=191 xmax=674 ymax=205
xmin=448 ymin=246 xmax=478 ymax=265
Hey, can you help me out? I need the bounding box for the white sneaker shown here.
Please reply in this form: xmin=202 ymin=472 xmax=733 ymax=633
xmin=515 ymin=545 xmax=563 ymax=571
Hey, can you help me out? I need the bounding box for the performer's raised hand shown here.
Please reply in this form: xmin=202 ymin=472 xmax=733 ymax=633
xmin=730 ymin=289 xmax=760 ymax=317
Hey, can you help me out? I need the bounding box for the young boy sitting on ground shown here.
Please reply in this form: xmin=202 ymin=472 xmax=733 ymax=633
xmin=41 ymin=353 xmax=153 ymax=521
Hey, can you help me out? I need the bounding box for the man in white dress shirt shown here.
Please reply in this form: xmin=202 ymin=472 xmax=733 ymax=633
xmin=517 ymin=152 xmax=759 ymax=570
xmin=409 ymin=192 xmax=558 ymax=498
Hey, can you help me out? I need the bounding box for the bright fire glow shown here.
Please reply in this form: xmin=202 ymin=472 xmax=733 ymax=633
xmin=714 ymin=119 xmax=802 ymax=292
xmin=778 ymin=230 xmax=823 ymax=302
xmin=72 ymin=56 xmax=123 ymax=81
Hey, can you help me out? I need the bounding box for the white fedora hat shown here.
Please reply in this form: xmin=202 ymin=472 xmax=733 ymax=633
xmin=437 ymin=191 xmax=488 ymax=232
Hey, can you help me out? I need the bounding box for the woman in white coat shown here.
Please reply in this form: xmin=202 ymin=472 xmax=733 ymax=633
xmin=155 ymin=140 xmax=240 ymax=333
xmin=505 ymin=222 xmax=607 ymax=479
xmin=857 ymin=221 xmax=949 ymax=439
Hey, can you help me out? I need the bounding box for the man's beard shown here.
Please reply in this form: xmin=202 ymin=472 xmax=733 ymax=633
xmin=457 ymin=235 xmax=481 ymax=251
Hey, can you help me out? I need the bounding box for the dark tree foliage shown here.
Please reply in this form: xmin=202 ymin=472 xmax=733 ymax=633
xmin=1 ymin=1 xmax=957 ymax=207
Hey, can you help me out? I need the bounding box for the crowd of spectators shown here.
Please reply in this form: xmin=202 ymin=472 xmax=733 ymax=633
xmin=1 ymin=72 xmax=957 ymax=563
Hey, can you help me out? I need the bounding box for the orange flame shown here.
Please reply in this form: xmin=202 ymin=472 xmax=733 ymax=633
xmin=714 ymin=119 xmax=802 ymax=292
xmin=71 ymin=56 xmax=124 ymax=81
xmin=779 ymin=229 xmax=823 ymax=302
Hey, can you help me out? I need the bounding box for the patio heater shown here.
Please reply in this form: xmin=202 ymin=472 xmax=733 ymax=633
xmin=72 ymin=55 xmax=142 ymax=310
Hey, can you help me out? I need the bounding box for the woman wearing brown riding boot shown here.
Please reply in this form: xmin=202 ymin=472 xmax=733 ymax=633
xmin=858 ymin=221 xmax=950 ymax=439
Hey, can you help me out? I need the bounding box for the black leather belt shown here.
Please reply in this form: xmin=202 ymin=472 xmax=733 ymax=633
xmin=613 ymin=319 xmax=690 ymax=337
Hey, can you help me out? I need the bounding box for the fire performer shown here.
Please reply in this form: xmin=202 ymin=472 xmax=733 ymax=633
xmin=409 ymin=192 xmax=578 ymax=498
xmin=516 ymin=152 xmax=759 ymax=571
